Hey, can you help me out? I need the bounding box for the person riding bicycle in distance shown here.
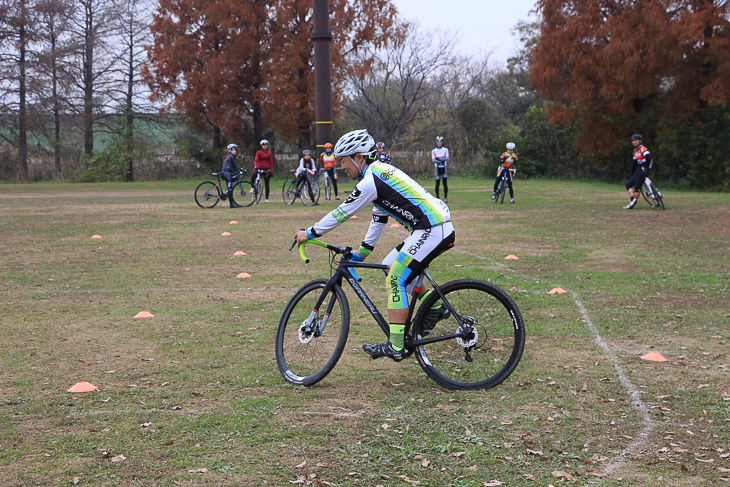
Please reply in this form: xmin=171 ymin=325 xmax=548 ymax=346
xmin=624 ymin=134 xmax=653 ymax=209
xmin=492 ymin=142 xmax=518 ymax=203
xmin=295 ymin=149 xmax=318 ymax=204
xmin=294 ymin=129 xmax=455 ymax=362
xmin=318 ymin=142 xmax=340 ymax=200
xmin=222 ymin=143 xmax=242 ymax=208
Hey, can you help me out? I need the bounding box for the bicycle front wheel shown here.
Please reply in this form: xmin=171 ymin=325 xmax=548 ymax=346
xmin=282 ymin=179 xmax=298 ymax=205
xmin=640 ymin=183 xmax=658 ymax=208
xmin=254 ymin=178 xmax=263 ymax=203
xmin=412 ymin=279 xmax=525 ymax=390
xmin=233 ymin=181 xmax=256 ymax=207
xmin=276 ymin=279 xmax=350 ymax=387
xmin=194 ymin=181 xmax=220 ymax=208
xmin=300 ymin=180 xmax=321 ymax=206
xmin=498 ymin=183 xmax=506 ymax=204
xmin=325 ymin=178 xmax=332 ymax=201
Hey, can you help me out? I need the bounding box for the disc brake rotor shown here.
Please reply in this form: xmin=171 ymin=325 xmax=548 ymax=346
xmin=298 ymin=321 xmax=316 ymax=344
xmin=456 ymin=325 xmax=478 ymax=348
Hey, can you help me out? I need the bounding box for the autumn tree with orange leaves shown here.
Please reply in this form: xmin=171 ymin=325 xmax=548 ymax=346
xmin=143 ymin=0 xmax=399 ymax=150
xmin=530 ymin=0 xmax=730 ymax=185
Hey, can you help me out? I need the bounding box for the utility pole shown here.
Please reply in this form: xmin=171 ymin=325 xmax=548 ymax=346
xmin=312 ymin=0 xmax=333 ymax=157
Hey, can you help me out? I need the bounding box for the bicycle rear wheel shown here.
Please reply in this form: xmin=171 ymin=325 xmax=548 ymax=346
xmin=282 ymin=179 xmax=298 ymax=205
xmin=640 ymin=182 xmax=658 ymax=208
xmin=276 ymin=279 xmax=350 ymax=387
xmin=324 ymin=177 xmax=332 ymax=201
xmin=233 ymin=181 xmax=256 ymax=207
xmin=412 ymin=279 xmax=525 ymax=390
xmin=194 ymin=181 xmax=220 ymax=208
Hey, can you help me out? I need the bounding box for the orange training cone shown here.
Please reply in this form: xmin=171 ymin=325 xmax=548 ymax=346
xmin=229 ymin=221 xmax=238 ymax=225
xmin=390 ymin=223 xmax=400 ymax=228
xmin=221 ymin=232 xmax=232 ymax=236
xmin=505 ymin=255 xmax=519 ymax=260
xmin=234 ymin=251 xmax=247 ymax=256
xmin=641 ymin=351 xmax=668 ymax=362
xmin=91 ymin=235 xmax=102 ymax=239
xmin=133 ymin=311 xmax=155 ymax=318
xmin=236 ymin=272 xmax=252 ymax=278
xmin=548 ymin=287 xmax=568 ymax=294
xmin=351 ymin=215 xmax=358 ymax=219
xmin=68 ymin=381 xmax=98 ymax=393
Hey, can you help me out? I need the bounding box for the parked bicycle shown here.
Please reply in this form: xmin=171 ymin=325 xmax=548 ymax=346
xmin=251 ymin=168 xmax=268 ymax=204
xmin=313 ymin=170 xmax=332 ymax=201
xmin=282 ymin=170 xmax=321 ymax=206
xmin=275 ymin=239 xmax=526 ymax=390
xmin=194 ymin=171 xmax=255 ymax=208
xmin=493 ymin=168 xmax=516 ymax=204
xmin=640 ymin=176 xmax=665 ymax=210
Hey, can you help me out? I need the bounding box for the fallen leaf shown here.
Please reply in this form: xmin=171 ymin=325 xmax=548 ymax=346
xmin=483 ymin=481 xmax=504 ymax=486
xmin=587 ymin=470 xmax=608 ymax=477
xmin=72 ymin=477 xmax=80 ymax=485
xmin=140 ymin=422 xmax=152 ymax=427
xmin=398 ymin=475 xmax=420 ymax=484
xmin=552 ymin=470 xmax=575 ymax=481
xmin=187 ymin=468 xmax=208 ymax=474
xmin=381 ymin=423 xmax=390 ymax=430
xmin=453 ymin=451 xmax=466 ymax=457
xmin=296 ymin=461 xmax=307 ymax=468
xmin=421 ymin=458 xmax=430 ymax=467
xmin=110 ymin=455 xmax=126 ymax=463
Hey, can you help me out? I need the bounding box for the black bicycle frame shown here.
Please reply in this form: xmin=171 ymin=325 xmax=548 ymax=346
xmin=307 ymin=257 xmax=470 ymax=350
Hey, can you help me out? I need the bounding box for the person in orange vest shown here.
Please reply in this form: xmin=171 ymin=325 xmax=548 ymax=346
xmin=318 ymin=142 xmax=340 ymax=200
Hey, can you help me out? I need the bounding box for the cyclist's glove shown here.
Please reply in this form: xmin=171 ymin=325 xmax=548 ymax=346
xmin=357 ymin=245 xmax=372 ymax=260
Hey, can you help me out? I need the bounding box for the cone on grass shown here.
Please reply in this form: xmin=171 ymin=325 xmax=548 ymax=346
xmin=68 ymin=381 xmax=98 ymax=393
xmin=641 ymin=351 xmax=668 ymax=362
xmin=221 ymin=232 xmax=232 ymax=236
xmin=91 ymin=235 xmax=102 ymax=239
xmin=505 ymin=255 xmax=519 ymax=260
xmin=390 ymin=223 xmax=400 ymax=228
xmin=236 ymin=272 xmax=252 ymax=278
xmin=548 ymin=287 xmax=568 ymax=294
xmin=229 ymin=221 xmax=238 ymax=225
xmin=233 ymin=251 xmax=247 ymax=256
xmin=133 ymin=311 xmax=154 ymax=318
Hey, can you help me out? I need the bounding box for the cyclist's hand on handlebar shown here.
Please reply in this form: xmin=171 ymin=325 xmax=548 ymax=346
xmin=349 ymin=251 xmax=363 ymax=262
xmin=294 ymin=230 xmax=310 ymax=246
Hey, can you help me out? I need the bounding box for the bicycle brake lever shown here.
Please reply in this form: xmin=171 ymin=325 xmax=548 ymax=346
xmin=289 ymin=228 xmax=305 ymax=251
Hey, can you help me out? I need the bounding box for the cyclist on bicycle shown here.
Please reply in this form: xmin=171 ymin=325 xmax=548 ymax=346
xmin=252 ymin=139 xmax=273 ymax=203
xmin=295 ymin=129 xmax=455 ymax=362
xmin=623 ymin=134 xmax=653 ymax=209
xmin=432 ymin=136 xmax=449 ymax=202
xmin=318 ymin=142 xmax=339 ymax=200
xmin=221 ymin=143 xmax=242 ymax=208
xmin=492 ymin=142 xmax=518 ymax=203
xmin=295 ymin=149 xmax=318 ymax=204
xmin=376 ymin=141 xmax=391 ymax=164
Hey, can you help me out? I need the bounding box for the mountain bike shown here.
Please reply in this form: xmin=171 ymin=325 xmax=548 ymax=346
xmin=275 ymin=239 xmax=525 ymax=390
xmin=194 ymin=171 xmax=255 ymax=208
xmin=282 ymin=170 xmax=321 ymax=206
xmin=493 ymin=168 xmax=515 ymax=204
xmin=640 ymin=176 xmax=665 ymax=210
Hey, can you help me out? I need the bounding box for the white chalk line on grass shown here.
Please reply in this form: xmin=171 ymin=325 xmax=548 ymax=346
xmin=456 ymin=249 xmax=655 ymax=484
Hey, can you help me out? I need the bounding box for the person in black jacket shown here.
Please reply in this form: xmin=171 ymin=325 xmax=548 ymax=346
xmin=222 ymin=143 xmax=242 ymax=208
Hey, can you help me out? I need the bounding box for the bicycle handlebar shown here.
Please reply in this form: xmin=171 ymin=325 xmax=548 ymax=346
xmin=292 ymin=239 xmax=362 ymax=280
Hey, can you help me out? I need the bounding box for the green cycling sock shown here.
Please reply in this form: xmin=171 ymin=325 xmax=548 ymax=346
xmin=389 ymin=323 xmax=405 ymax=351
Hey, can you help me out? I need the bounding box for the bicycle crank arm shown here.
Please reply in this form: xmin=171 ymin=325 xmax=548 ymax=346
xmin=405 ymin=332 xmax=465 ymax=348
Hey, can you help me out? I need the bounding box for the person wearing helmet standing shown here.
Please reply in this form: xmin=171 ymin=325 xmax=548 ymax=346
xmin=492 ymin=143 xmax=518 ymax=203
xmin=318 ymin=142 xmax=340 ymax=200
xmin=221 ymin=143 xmax=242 ymax=208
xmin=252 ymin=139 xmax=274 ymax=203
xmin=431 ymin=136 xmax=449 ymax=202
xmin=295 ymin=129 xmax=455 ymax=362
xmin=295 ymin=149 xmax=318 ymax=204
xmin=376 ymin=141 xmax=391 ymax=164
xmin=623 ymin=134 xmax=653 ymax=209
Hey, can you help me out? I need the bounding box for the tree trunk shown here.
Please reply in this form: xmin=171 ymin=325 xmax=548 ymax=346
xmin=17 ymin=0 xmax=29 ymax=183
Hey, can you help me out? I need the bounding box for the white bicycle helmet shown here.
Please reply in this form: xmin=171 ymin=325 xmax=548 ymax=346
xmin=226 ymin=143 xmax=238 ymax=152
xmin=506 ymin=142 xmax=516 ymax=150
xmin=260 ymin=139 xmax=269 ymax=146
xmin=435 ymin=136 xmax=444 ymax=143
xmin=334 ymin=129 xmax=375 ymax=157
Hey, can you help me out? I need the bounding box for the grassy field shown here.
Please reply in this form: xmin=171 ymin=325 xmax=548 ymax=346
xmin=0 ymin=177 xmax=728 ymax=486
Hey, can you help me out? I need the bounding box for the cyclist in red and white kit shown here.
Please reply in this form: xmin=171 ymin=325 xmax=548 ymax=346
xmin=623 ymin=134 xmax=653 ymax=209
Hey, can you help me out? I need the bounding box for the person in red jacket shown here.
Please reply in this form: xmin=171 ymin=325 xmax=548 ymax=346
xmin=251 ymin=139 xmax=274 ymax=203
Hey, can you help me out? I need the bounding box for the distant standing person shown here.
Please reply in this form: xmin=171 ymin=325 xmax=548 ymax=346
xmin=623 ymin=134 xmax=653 ymax=210
xmin=318 ymin=142 xmax=339 ymax=200
xmin=431 ymin=136 xmax=449 ymax=202
xmin=492 ymin=142 xmax=518 ymax=203
xmin=252 ymin=139 xmax=274 ymax=203
xmin=376 ymin=142 xmax=391 ymax=164
xmin=221 ymin=143 xmax=242 ymax=208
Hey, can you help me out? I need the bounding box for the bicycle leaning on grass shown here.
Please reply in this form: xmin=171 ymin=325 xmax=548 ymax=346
xmin=275 ymin=238 xmax=526 ymax=390
xmin=639 ymin=176 xmax=665 ymax=210
xmin=194 ymin=170 xmax=255 ymax=208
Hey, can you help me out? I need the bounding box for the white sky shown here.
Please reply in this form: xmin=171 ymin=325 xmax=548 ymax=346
xmin=391 ymin=0 xmax=538 ymax=63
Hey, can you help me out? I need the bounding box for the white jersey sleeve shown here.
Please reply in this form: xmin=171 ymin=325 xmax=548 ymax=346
xmin=307 ymin=172 xmax=378 ymax=238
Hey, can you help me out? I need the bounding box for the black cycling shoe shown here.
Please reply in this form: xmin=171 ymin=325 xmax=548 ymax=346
xmin=421 ymin=306 xmax=451 ymax=335
xmin=229 ymin=203 xmax=242 ymax=208
xmin=362 ymin=342 xmax=403 ymax=362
